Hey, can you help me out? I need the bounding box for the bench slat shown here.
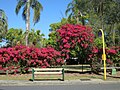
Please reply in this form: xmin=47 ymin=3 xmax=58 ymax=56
xmin=100 ymin=67 xmax=120 ymax=69
xmin=33 ymin=68 xmax=63 ymax=71
xmin=34 ymin=72 xmax=62 ymax=75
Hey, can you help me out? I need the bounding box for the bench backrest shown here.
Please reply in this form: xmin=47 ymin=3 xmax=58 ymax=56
xmin=32 ymin=68 xmax=64 ymax=72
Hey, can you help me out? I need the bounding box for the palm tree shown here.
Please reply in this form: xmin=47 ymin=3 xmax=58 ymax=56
xmin=66 ymin=0 xmax=89 ymax=25
xmin=0 ymin=9 xmax=8 ymax=41
xmin=65 ymin=0 xmax=80 ymax=24
xmin=15 ymin=0 xmax=43 ymax=46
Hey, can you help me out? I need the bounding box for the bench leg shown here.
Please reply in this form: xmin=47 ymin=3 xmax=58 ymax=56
xmin=62 ymin=69 xmax=64 ymax=81
xmin=32 ymin=69 xmax=34 ymax=81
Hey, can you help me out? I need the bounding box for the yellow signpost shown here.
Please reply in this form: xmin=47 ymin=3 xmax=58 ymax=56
xmin=99 ymin=29 xmax=106 ymax=80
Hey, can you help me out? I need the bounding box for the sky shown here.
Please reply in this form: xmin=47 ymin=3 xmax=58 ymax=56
xmin=0 ymin=0 xmax=71 ymax=38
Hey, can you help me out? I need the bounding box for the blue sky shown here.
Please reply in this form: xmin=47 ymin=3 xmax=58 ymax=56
xmin=0 ymin=0 xmax=71 ymax=38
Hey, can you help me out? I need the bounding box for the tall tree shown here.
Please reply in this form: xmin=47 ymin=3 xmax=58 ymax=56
xmin=0 ymin=9 xmax=8 ymax=41
xmin=66 ymin=0 xmax=120 ymax=46
xmin=66 ymin=0 xmax=89 ymax=25
xmin=15 ymin=0 xmax=43 ymax=46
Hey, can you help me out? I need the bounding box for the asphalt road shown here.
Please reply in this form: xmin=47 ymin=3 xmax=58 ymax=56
xmin=0 ymin=83 xmax=120 ymax=90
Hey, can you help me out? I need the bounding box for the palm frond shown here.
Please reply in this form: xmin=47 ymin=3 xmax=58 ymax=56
xmin=65 ymin=0 xmax=75 ymax=16
xmin=22 ymin=4 xmax=27 ymax=21
xmin=32 ymin=1 xmax=43 ymax=25
xmin=15 ymin=0 xmax=26 ymax=15
xmin=67 ymin=2 xmax=73 ymax=8
xmin=65 ymin=7 xmax=72 ymax=16
xmin=68 ymin=13 xmax=73 ymax=19
xmin=30 ymin=0 xmax=35 ymax=6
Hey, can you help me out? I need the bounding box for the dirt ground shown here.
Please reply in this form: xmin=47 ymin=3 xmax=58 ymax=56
xmin=0 ymin=71 xmax=120 ymax=81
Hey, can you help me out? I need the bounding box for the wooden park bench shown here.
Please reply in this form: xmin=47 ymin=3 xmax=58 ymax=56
xmin=100 ymin=67 xmax=120 ymax=75
xmin=32 ymin=68 xmax=64 ymax=81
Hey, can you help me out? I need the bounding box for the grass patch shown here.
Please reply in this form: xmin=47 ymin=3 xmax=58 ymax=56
xmin=0 ymin=73 xmax=95 ymax=80
xmin=0 ymin=72 xmax=120 ymax=81
xmin=0 ymin=73 xmax=106 ymax=81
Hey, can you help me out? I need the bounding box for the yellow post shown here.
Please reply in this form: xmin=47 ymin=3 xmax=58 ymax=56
xmin=99 ymin=29 xmax=106 ymax=80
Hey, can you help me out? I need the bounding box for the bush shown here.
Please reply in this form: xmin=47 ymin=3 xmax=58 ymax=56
xmin=0 ymin=45 xmax=64 ymax=73
xmin=56 ymin=24 xmax=94 ymax=64
xmin=89 ymin=46 xmax=120 ymax=73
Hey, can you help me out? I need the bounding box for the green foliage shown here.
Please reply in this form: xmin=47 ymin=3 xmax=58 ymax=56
xmin=6 ymin=28 xmax=24 ymax=46
xmin=66 ymin=0 xmax=88 ymax=24
xmin=5 ymin=28 xmax=46 ymax=47
xmin=47 ymin=32 xmax=57 ymax=48
xmin=94 ymin=37 xmax=106 ymax=49
xmin=49 ymin=23 xmax=61 ymax=31
xmin=66 ymin=0 xmax=120 ymax=46
xmin=70 ymin=50 xmax=77 ymax=57
xmin=89 ymin=0 xmax=120 ymax=46
xmin=28 ymin=29 xmax=46 ymax=48
xmin=49 ymin=18 xmax=76 ymax=32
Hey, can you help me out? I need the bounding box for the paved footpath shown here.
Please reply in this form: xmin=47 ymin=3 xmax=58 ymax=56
xmin=0 ymin=79 xmax=120 ymax=86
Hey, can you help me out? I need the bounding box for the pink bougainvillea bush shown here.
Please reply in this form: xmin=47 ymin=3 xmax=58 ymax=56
xmin=106 ymin=46 xmax=120 ymax=66
xmin=89 ymin=46 xmax=120 ymax=72
xmin=0 ymin=45 xmax=64 ymax=73
xmin=56 ymin=24 xmax=94 ymax=64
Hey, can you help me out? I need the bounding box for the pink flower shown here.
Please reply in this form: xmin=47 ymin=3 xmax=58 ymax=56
xmin=39 ymin=61 xmax=42 ymax=65
xmin=108 ymin=49 xmax=116 ymax=54
xmin=78 ymin=39 xmax=81 ymax=43
xmin=42 ymin=66 xmax=47 ymax=68
xmin=66 ymin=55 xmax=69 ymax=59
xmin=56 ymin=58 xmax=62 ymax=63
xmin=33 ymin=62 xmax=36 ymax=65
xmin=63 ymin=39 xmax=67 ymax=43
xmin=84 ymin=44 xmax=88 ymax=49
xmin=89 ymin=54 xmax=92 ymax=58
xmin=62 ymin=54 xmax=65 ymax=56
xmin=24 ymin=68 xmax=29 ymax=71
xmin=14 ymin=69 xmax=18 ymax=73
xmin=107 ymin=59 xmax=113 ymax=65
xmin=14 ymin=58 xmax=18 ymax=62
xmin=92 ymin=47 xmax=98 ymax=53
xmin=72 ymin=40 xmax=75 ymax=44
xmin=3 ymin=68 xmax=8 ymax=71
xmin=64 ymin=43 xmax=70 ymax=49
xmin=66 ymin=36 xmax=70 ymax=40
xmin=81 ymin=44 xmax=84 ymax=47
xmin=0 ymin=65 xmax=2 ymax=70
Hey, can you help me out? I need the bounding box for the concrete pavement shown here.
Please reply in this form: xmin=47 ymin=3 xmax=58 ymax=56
xmin=0 ymin=79 xmax=120 ymax=86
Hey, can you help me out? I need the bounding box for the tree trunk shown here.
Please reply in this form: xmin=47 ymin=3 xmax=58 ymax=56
xmin=100 ymin=0 xmax=104 ymax=30
xmin=112 ymin=30 xmax=115 ymax=46
xmin=76 ymin=17 xmax=79 ymax=24
xmin=26 ymin=0 xmax=30 ymax=46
